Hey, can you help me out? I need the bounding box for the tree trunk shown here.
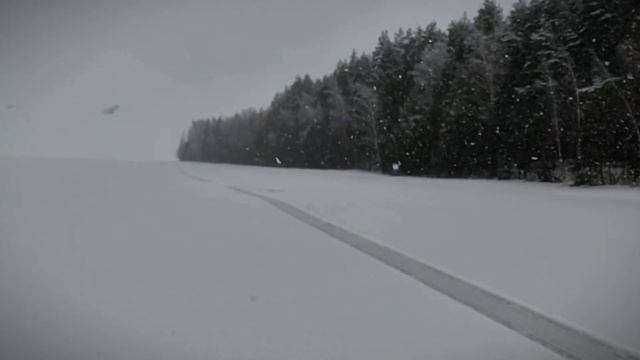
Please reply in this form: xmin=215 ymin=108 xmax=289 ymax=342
xmin=480 ymin=47 xmax=499 ymax=178
xmin=565 ymin=59 xmax=584 ymax=171
xmin=368 ymin=108 xmax=383 ymax=172
xmin=543 ymin=63 xmax=566 ymax=181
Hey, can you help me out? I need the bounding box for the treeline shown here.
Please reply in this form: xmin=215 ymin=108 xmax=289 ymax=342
xmin=177 ymin=0 xmax=640 ymax=185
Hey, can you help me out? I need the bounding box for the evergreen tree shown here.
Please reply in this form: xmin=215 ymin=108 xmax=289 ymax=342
xmin=176 ymin=0 xmax=639 ymax=185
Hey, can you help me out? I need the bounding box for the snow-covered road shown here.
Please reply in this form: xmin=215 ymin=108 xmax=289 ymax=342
xmin=1 ymin=158 xmax=638 ymax=360
xmin=184 ymin=161 xmax=640 ymax=355
xmin=224 ymin=185 xmax=638 ymax=360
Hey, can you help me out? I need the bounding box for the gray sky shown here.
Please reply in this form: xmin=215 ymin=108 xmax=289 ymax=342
xmin=0 ymin=0 xmax=517 ymax=161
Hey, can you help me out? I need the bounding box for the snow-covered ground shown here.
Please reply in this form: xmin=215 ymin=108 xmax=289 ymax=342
xmin=1 ymin=158 xmax=638 ymax=360
xmin=184 ymin=162 xmax=640 ymax=354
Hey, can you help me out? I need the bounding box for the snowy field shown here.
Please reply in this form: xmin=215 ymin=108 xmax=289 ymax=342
xmin=1 ymin=158 xmax=639 ymax=360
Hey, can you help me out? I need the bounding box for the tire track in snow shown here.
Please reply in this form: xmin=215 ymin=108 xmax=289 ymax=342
xmin=180 ymin=168 xmax=639 ymax=360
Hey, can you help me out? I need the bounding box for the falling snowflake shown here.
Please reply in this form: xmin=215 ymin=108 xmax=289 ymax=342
xmin=275 ymin=157 xmax=282 ymax=165
xmin=531 ymin=156 xmax=539 ymax=161
xmin=392 ymin=162 xmax=401 ymax=171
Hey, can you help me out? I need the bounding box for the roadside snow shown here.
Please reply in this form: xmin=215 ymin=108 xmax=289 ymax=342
xmin=0 ymin=158 xmax=561 ymax=360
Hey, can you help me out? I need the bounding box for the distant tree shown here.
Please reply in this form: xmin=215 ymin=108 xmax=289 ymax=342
xmin=372 ymin=30 xmax=407 ymax=173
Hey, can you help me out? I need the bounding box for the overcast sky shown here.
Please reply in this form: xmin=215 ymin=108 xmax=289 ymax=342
xmin=0 ymin=0 xmax=518 ymax=161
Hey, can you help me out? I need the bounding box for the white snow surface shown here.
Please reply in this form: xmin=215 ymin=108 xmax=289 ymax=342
xmin=0 ymin=158 xmax=637 ymax=360
xmin=185 ymin=162 xmax=640 ymax=353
